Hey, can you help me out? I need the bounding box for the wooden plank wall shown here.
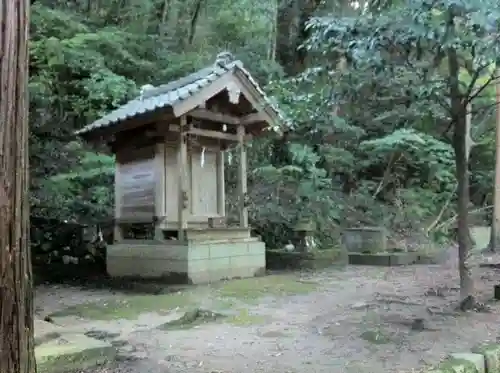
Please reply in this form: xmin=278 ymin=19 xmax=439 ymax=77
xmin=115 ymin=146 xmax=156 ymax=220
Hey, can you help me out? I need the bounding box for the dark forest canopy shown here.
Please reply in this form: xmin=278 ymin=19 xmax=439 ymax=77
xmin=29 ymin=0 xmax=500 ymax=253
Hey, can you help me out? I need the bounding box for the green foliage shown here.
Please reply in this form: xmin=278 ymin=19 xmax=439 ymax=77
xmin=29 ymin=0 xmax=500 ymax=253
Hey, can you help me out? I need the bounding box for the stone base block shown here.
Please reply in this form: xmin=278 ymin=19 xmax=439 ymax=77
xmin=348 ymin=252 xmax=418 ymax=266
xmin=107 ymin=237 xmax=266 ymax=284
xmin=266 ymin=249 xmax=339 ymax=270
xmin=35 ymin=320 xmax=116 ymax=373
xmin=472 ymin=344 xmax=500 ymax=373
xmin=342 ymin=227 xmax=387 ymax=254
xmin=433 ymin=353 xmax=486 ymax=373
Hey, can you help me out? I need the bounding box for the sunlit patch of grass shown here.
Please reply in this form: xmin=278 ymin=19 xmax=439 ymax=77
xmin=214 ymin=274 xmax=319 ymax=302
xmin=47 ymin=274 xmax=318 ymax=321
xmin=48 ymin=289 xmax=232 ymax=321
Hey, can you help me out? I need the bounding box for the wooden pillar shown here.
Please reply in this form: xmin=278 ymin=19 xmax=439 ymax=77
xmin=154 ymin=142 xmax=165 ymax=240
xmin=216 ymin=149 xmax=225 ymax=216
xmin=114 ymin=159 xmax=123 ymax=242
xmin=237 ymin=124 xmax=248 ymax=228
xmin=113 ymin=224 xmax=123 ymax=242
xmin=178 ymin=116 xmax=189 ymax=240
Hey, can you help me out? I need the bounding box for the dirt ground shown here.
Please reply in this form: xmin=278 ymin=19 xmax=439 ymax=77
xmin=35 ymin=247 xmax=500 ymax=373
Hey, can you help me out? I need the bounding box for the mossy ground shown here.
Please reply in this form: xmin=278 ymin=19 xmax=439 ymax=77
xmin=215 ymin=274 xmax=318 ymax=300
xmin=48 ymin=274 xmax=319 ymax=321
xmin=359 ymin=329 xmax=394 ymax=344
xmin=157 ymin=307 xmax=266 ymax=330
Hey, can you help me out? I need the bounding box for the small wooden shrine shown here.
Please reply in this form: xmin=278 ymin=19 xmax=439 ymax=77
xmin=76 ymin=53 xmax=283 ymax=283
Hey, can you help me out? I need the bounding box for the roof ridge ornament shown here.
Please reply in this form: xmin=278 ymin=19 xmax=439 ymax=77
xmin=139 ymin=84 xmax=155 ymax=100
xmin=214 ymin=51 xmax=235 ymax=70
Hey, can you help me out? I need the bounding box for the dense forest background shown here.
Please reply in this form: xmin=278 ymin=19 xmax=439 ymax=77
xmin=29 ymin=0 xmax=500 ymax=254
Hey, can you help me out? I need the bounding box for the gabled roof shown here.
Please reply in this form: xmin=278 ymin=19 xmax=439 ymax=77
xmin=75 ymin=54 xmax=286 ymax=137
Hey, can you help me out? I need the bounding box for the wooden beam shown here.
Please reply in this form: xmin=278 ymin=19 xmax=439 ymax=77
xmin=233 ymin=69 xmax=281 ymax=131
xmin=241 ymin=112 xmax=263 ymax=126
xmin=168 ymin=124 xmax=251 ymax=142
xmin=188 ymin=108 xmax=240 ymax=125
xmin=172 ymin=72 xmax=235 ymax=117
xmin=188 ymin=109 xmax=264 ymax=127
xmin=237 ymin=124 xmax=248 ymax=228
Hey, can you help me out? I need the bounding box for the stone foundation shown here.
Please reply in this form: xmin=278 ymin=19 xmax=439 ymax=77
xmin=348 ymin=252 xmax=418 ymax=266
xmin=342 ymin=227 xmax=387 ymax=253
xmin=107 ymin=237 xmax=266 ymax=284
xmin=347 ymin=252 xmax=445 ymax=266
xmin=266 ymin=249 xmax=340 ymax=270
xmin=424 ymin=345 xmax=500 ymax=372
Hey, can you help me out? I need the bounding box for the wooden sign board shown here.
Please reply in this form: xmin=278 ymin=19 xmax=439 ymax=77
xmin=116 ymin=148 xmax=156 ymax=220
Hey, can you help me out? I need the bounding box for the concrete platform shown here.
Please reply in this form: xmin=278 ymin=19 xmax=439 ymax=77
xmin=107 ymin=236 xmax=266 ymax=284
xmin=35 ymin=320 xmax=116 ymax=373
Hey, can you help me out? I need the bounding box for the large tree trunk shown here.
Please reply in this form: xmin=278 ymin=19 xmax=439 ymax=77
xmin=275 ymin=0 xmax=321 ymax=76
xmin=0 ymin=1 xmax=36 ymax=373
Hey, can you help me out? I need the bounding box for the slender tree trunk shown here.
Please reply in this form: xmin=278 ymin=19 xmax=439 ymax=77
xmin=275 ymin=0 xmax=321 ymax=76
xmin=453 ymin=113 xmax=474 ymax=299
xmin=489 ymin=67 xmax=500 ymax=251
xmin=187 ymin=0 xmax=205 ymax=45
xmin=0 ymin=1 xmax=35 ymax=373
xmin=447 ymin=12 xmax=474 ymax=301
xmin=159 ymin=0 xmax=171 ymax=37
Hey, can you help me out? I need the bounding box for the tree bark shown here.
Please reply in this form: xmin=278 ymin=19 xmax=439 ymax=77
xmin=489 ymin=67 xmax=500 ymax=252
xmin=275 ymin=0 xmax=321 ymax=76
xmin=448 ymin=36 xmax=474 ymax=300
xmin=0 ymin=1 xmax=36 ymax=373
xmin=187 ymin=0 xmax=205 ymax=45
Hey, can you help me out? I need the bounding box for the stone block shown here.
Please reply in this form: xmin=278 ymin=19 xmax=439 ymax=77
xmin=348 ymin=252 xmax=417 ymax=266
xmin=471 ymin=344 xmax=500 ymax=373
xmin=231 ymin=242 xmax=250 ymax=256
xmin=435 ymin=353 xmax=485 ymax=373
xmin=230 ymin=255 xmax=249 ymax=267
xmin=107 ymin=257 xmax=188 ymax=279
xmin=245 ymin=253 xmax=266 ymax=268
xmin=210 ymin=257 xmax=230 ymax=270
xmin=36 ymin=333 xmax=116 ymax=373
xmin=108 ymin=243 xmax=187 ymax=261
xmin=248 ymin=241 xmax=265 ymax=255
xmin=188 ymin=258 xmax=209 ymax=272
xmin=188 ymin=243 xmax=210 ymax=260
xmin=342 ymin=227 xmax=387 ymax=253
xmin=349 ymin=253 xmax=390 ymax=266
xmin=449 ymin=353 xmax=485 ymax=373
xmin=209 ymin=243 xmax=232 ymax=258
xmin=390 ymin=252 xmax=418 ymax=265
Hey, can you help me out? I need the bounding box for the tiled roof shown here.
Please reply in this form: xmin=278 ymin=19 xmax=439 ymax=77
xmin=76 ymin=56 xmax=286 ymax=136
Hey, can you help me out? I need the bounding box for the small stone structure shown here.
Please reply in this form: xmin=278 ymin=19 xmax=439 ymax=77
xmin=342 ymin=227 xmax=387 ymax=253
xmin=422 ymin=344 xmax=500 ymax=372
xmin=343 ymin=226 xmax=440 ymax=266
xmin=76 ymin=53 xmax=284 ymax=283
